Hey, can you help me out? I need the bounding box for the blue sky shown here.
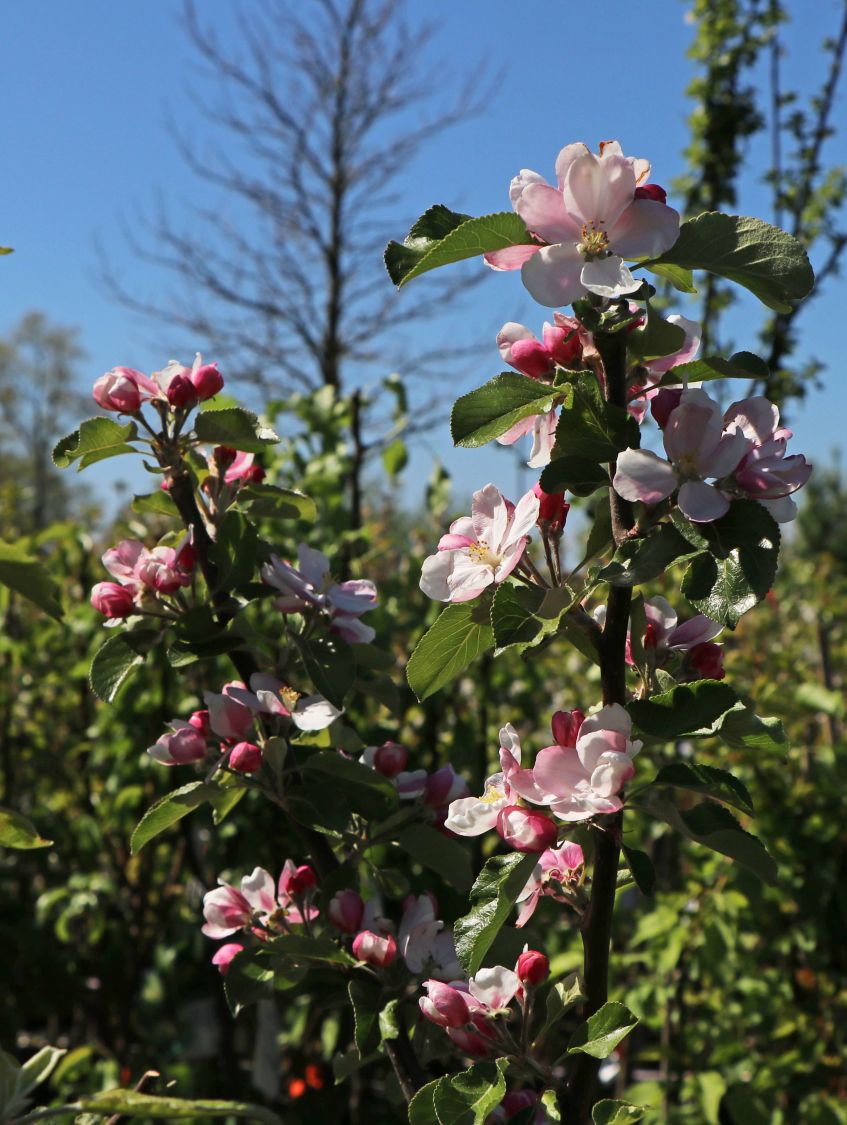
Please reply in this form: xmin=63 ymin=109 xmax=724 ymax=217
xmin=2 ymin=0 xmax=845 ymax=513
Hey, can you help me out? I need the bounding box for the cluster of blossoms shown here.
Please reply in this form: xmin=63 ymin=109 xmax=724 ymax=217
xmin=202 ymin=861 xmax=318 ymax=974
xmin=594 ymin=594 xmax=725 ymax=682
xmin=93 ymin=353 xmax=224 ymax=414
xmin=90 ymin=536 xmax=195 ymax=620
xmin=148 ymin=676 xmax=340 ymax=770
xmin=202 ymin=444 xmax=266 ymax=492
xmin=447 ymin=707 xmax=641 ymax=840
xmin=615 ymin=388 xmax=811 ymax=522
xmin=262 ymin=544 xmax=378 ymax=644
xmin=360 ymin=741 xmax=469 ymax=828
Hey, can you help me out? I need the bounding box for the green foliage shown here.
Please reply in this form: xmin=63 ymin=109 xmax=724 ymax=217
xmin=193 ymin=406 xmax=279 ymax=451
xmin=409 ymin=1058 xmax=509 ymax=1125
xmin=551 ymin=374 xmax=640 ymax=462
xmin=0 ymin=539 xmax=63 ymax=617
xmin=593 ymin=1100 xmax=647 ymax=1124
xmin=0 ymin=806 xmax=52 ymax=849
xmin=568 ymin=1001 xmax=639 ymax=1058
xmin=130 ymin=781 xmax=218 ymax=853
xmin=454 ymin=852 xmax=538 ymax=975
xmin=53 ymin=417 xmax=139 ymax=471
xmin=450 ymin=374 xmax=561 ymax=448
xmin=75 ymin=1089 xmax=281 ymax=1121
xmin=406 ymin=600 xmax=494 ymax=700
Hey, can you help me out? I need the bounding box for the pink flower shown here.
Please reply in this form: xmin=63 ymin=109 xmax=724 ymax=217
xmin=91 ymin=581 xmax=136 ymax=618
xmin=328 ymin=889 xmax=365 ymax=934
xmin=201 ymin=881 xmax=255 ymax=939
xmin=623 ymin=596 xmax=722 ymax=669
xmin=468 ymin=965 xmax=522 ymax=1012
xmin=445 ymin=724 xmax=536 ymax=836
xmin=614 ymin=389 xmax=750 ymax=522
xmin=497 ymin=410 xmax=559 ymax=470
xmin=152 ymin=353 xmax=217 ymax=407
xmin=724 ymin=396 xmax=811 ymax=519
xmin=497 ymin=317 xmax=583 ymax=379
xmin=229 ymin=741 xmax=263 ymax=773
xmin=398 ymin=894 xmax=443 ymax=973
xmin=211 ymin=942 xmax=244 ymax=976
xmin=102 ymin=539 xmax=146 ymax=584
xmin=551 ymin=710 xmax=585 ymax=749
xmin=352 ymin=930 xmax=397 ymax=968
xmin=202 ymin=863 xmax=318 ymax=939
xmin=278 ymin=862 xmax=317 ymax=897
xmin=203 ymin=682 xmax=256 ymax=741
xmin=424 ymin=764 xmax=468 ymax=808
xmin=688 ymin=641 xmax=725 ymax=680
xmin=533 ymin=484 xmax=569 ymax=532
xmin=515 ymin=949 xmax=549 ymax=986
xmin=628 ymin=315 xmax=702 ymax=422
xmin=516 ymin=840 xmax=585 ymax=927
xmin=147 ymin=721 xmax=208 ymax=766
xmin=192 ymin=361 xmax=224 ymax=402
xmin=261 ymin=545 xmax=377 ymax=642
xmin=225 ymin=673 xmax=342 ymax=732
xmin=485 ymin=140 xmax=679 ymax=306
xmin=420 ymin=484 xmax=540 ymax=602
xmin=419 ymin=980 xmax=473 ymax=1028
xmin=135 ymin=543 xmax=194 ymax=594
xmin=93 ymin=367 xmax=149 ymax=413
xmin=496 ymin=806 xmax=558 ymax=853
xmin=223 ymin=451 xmax=264 ymax=486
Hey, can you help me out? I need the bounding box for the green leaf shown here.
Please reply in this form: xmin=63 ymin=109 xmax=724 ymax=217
xmin=450 ymin=373 xmax=561 ymax=448
xmin=620 ymin=846 xmax=655 ymax=897
xmin=76 ymin=1090 xmax=280 ymax=1122
xmin=130 ymin=781 xmax=217 ymax=854
xmin=681 ymin=501 xmax=780 ymax=627
xmin=131 ymin=490 xmax=179 ymax=517
xmin=53 ymin=417 xmax=140 ymax=471
xmin=490 ymin=583 xmax=575 ymax=655
xmin=0 ymin=541 xmax=63 ymax=617
xmin=208 ymin=511 xmax=259 ymax=592
xmin=89 ymin=632 xmax=150 ymax=702
xmin=193 ymin=406 xmax=279 ymax=451
xmin=396 ymin=824 xmax=474 ymax=892
xmin=660 ymin=351 xmax=769 ymax=387
xmin=382 ymin=438 xmax=408 ymax=477
xmin=0 ymin=246 xmax=13 ymax=255
xmin=408 ymin=1080 xmax=441 ymax=1125
xmin=628 ymin=680 xmax=739 ymax=739
xmin=238 ymin=484 xmax=316 ymax=522
xmin=432 ymin=1058 xmax=509 ymax=1125
xmin=454 ymin=852 xmax=538 ymax=976
xmin=298 ymin=634 xmax=354 ymax=708
xmin=553 ymin=374 xmax=640 ymax=462
xmin=628 ymin=303 xmax=686 ymax=362
xmin=301 ymin=751 xmax=397 ymax=820
xmin=379 ymin=998 xmax=401 ymax=1042
xmin=646 ymin=795 xmax=777 ymax=884
xmin=641 ymin=260 xmax=696 ymax=293
xmin=592 ymin=1100 xmax=647 ymax=1124
xmin=267 ymin=933 xmax=356 ymax=968
xmin=223 ymin=947 xmax=275 ymax=1015
xmin=386 ymin=208 xmax=533 ymax=287
xmin=539 ymin=456 xmax=609 ymax=497
xmin=704 ymin=702 xmax=787 ymax=752
xmin=597 ymin=525 xmax=700 ymax=587
xmin=406 ymin=599 xmax=494 ymax=701
xmin=568 ymin=1000 xmax=639 ymax=1058
xmin=0 ymin=807 xmax=52 ymax=849
xmin=643 ymin=212 xmax=814 ymax=312
xmin=535 ymin=973 xmax=585 ymax=1043
xmin=348 ymin=980 xmax=382 ymax=1057
xmin=648 ymin=762 xmax=754 ymax=816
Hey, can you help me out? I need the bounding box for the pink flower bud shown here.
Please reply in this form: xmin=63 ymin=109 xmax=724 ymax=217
xmin=285 ymin=864 xmax=317 ymax=895
xmin=508 ymin=338 xmax=554 ymax=380
xmin=211 ymin=942 xmax=244 ymax=976
xmin=191 ymin=362 xmax=223 ymax=401
xmin=373 ymin=741 xmax=408 ymax=778
xmin=214 ymin=446 xmax=239 ymax=468
xmin=501 ymin=1091 xmax=539 ymax=1119
xmin=189 ymin=710 xmax=210 ymax=736
xmin=496 ymin=806 xmax=558 ymax=853
xmin=419 ymin=980 xmax=471 ymax=1028
xmin=424 ymin=764 xmax=468 ymax=808
xmin=533 ymin=483 xmax=570 ymax=532
xmin=551 ymin=709 xmax=585 ymax=748
xmin=229 ymin=741 xmax=263 ymax=773
xmin=634 ymin=183 xmax=668 ymax=204
xmin=650 ymin=387 xmax=684 ymax=429
xmin=328 ymin=889 xmax=365 ymax=934
xmin=90 ymin=581 xmax=136 ymax=618
xmin=352 ymin=930 xmax=397 ymax=968
xmin=166 ymin=373 xmax=199 ymax=409
xmin=688 ymin=641 xmax=725 ymax=680
xmin=515 ymin=949 xmax=549 ymax=986
xmin=93 ymin=368 xmax=143 ymax=413
xmin=543 ymin=320 xmax=582 ymax=367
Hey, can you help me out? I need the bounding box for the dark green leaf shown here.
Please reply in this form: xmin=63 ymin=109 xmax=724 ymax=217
xmin=649 ymin=762 xmax=754 ymax=816
xmin=535 ymin=973 xmax=585 ymax=1043
xmin=0 ymin=806 xmax=52 ymax=849
xmin=301 ymin=752 xmax=397 ymax=820
xmin=628 ymin=680 xmax=739 ymax=739
xmin=491 ymin=583 xmax=574 ymax=654
xmin=707 ymin=702 xmax=787 ymax=752
xmin=90 ymin=632 xmax=151 ymax=702
xmin=77 ymin=1090 xmax=280 ymax=1122
xmin=386 ymin=208 xmax=533 ymax=287
xmin=642 ymin=212 xmax=814 ymax=312
xmin=224 ymin=947 xmax=275 ymax=1015
xmin=597 ymin=526 xmax=700 ymax=587
xmin=454 ymin=852 xmax=538 ymax=976
xmin=646 ymin=795 xmax=777 ymax=884
xmin=381 ymin=438 xmax=408 ymax=477
xmin=298 ymin=634 xmax=354 ymax=708
xmin=568 ymin=1001 xmax=639 ymax=1058
xmin=406 ymin=600 xmax=494 ymax=701
xmin=53 ymin=417 xmax=139 ymax=471
xmin=450 ymin=373 xmax=561 ymax=448
xmin=0 ymin=541 xmax=63 ymax=617
xmin=131 ymin=490 xmax=179 ymax=517
xmin=238 ymin=484 xmax=316 ymax=522
xmin=681 ymin=501 xmax=780 ymax=627
xmin=208 ymin=511 xmax=259 ymax=593
xmin=432 ymin=1058 xmax=509 ymax=1125
xmin=553 ymin=375 xmax=640 ymax=462
xmin=408 ymin=1080 xmax=441 ymax=1125
xmin=130 ymin=782 xmax=217 ymax=854
xmin=194 ymin=406 xmax=279 ymax=451
xmin=539 ymin=456 xmax=609 ymax=497
xmin=592 ymin=1100 xmax=647 ymax=1124
xmin=349 ymin=980 xmax=382 ymax=1057
xmin=621 ymin=846 xmax=655 ymax=897
xmin=395 ymin=824 xmax=474 ymax=893
xmin=266 ymin=933 xmax=356 ymax=968
xmin=660 ymin=351 xmax=769 ymax=387
xmin=628 ymin=303 xmax=686 ymax=361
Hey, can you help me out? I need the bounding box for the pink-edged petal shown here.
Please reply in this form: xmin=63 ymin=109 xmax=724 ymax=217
xmin=663 ymin=400 xmax=719 ymax=464
xmin=448 ymin=556 xmax=495 ymax=599
xmin=533 ymin=744 xmax=588 ymax=799
xmin=444 ymin=796 xmax=504 ymax=836
xmin=469 ymin=966 xmax=521 ymax=1009
xmin=613 ymin=448 xmax=678 ymax=505
xmin=471 ymin=483 xmax=502 ymax=541
xmin=297 ymin=544 xmax=331 ymax=588
xmin=667 ymin=615 xmax=722 ymax=649
xmin=521 ymin=243 xmax=586 ymax=307
xmin=724 ymin=397 xmax=780 ymax=444
xmin=241 ymin=867 xmax=276 ymax=915
xmin=580 ymin=256 xmax=641 ymax=298
xmin=702 ymin=430 xmax=751 ymax=478
xmin=516 ymin=183 xmax=581 ymax=244
xmin=506 ymin=488 xmax=542 ymax=544
xmin=485 ymin=244 xmax=543 ymax=271
xmin=515 ymin=887 xmax=542 ymax=928
xmin=644 ymin=595 xmax=677 ymax=639
xmin=527 ymin=411 xmax=558 ymax=468
xmin=645 ymin=314 xmax=702 ymax=375
xmin=420 ymin=550 xmax=456 ymax=601
xmin=509 ymin=168 xmax=548 ymax=206
xmin=555 ymin=142 xmax=591 ymax=189
xmin=579 ymin=703 xmax=632 ymax=739
xmin=759 ymin=495 xmax=798 ymax=522
xmin=589 ymin=751 xmax=636 ymax=797
xmin=608 ymin=199 xmax=680 ymax=259
xmin=493 ymin=537 xmax=528 ymax=584
xmin=563 ymin=152 xmax=636 ymax=229
xmin=576 ymin=728 xmax=628 ymax=773
xmin=551 ymin=791 xmax=624 ymax=821
xmin=678 ymin=480 xmax=731 ymax=523
xmin=497 ymin=415 xmax=537 ymax=447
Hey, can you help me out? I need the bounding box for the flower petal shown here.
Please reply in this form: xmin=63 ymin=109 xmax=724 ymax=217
xmin=521 ymin=243 xmax=586 ymax=307
xmin=420 ymin=550 xmax=455 ymax=601
xmin=613 ymin=448 xmax=678 ymax=505
xmin=563 ymin=152 xmax=636 ymax=229
xmin=581 ymin=256 xmax=642 ymax=298
xmin=516 ymin=183 xmax=581 ymax=244
xmin=677 ymin=480 xmax=730 ymax=523
xmin=485 ymin=244 xmax=543 ymax=271
xmin=608 ymin=199 xmax=680 ymax=259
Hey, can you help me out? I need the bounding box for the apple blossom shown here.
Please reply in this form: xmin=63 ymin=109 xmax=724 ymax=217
xmin=485 ymin=140 xmax=679 ymax=306
xmin=327 ymin=889 xmax=365 ymax=934
xmin=203 ymin=682 xmax=256 ymax=742
xmin=191 ymin=361 xmax=224 ymax=401
xmin=93 ymin=367 xmax=147 ymax=413
xmin=147 ymin=720 xmax=208 ymax=766
xmin=516 ymin=839 xmax=586 ymax=927
xmin=261 ymin=544 xmax=377 ymax=642
xmin=224 ymin=673 xmax=342 ymax=731
xmin=419 ymin=980 xmax=473 ymax=1029
xmin=90 ymin=581 xmax=136 ymax=619
xmin=497 ymin=410 xmax=559 ymax=469
xmin=621 ymin=596 xmax=722 ymax=671
xmin=515 ymin=949 xmax=549 ymax=986
xmin=420 ymin=483 xmax=540 ymax=602
xmin=723 ymin=396 xmax=811 ymax=520
xmin=228 ymin=741 xmax=263 ymax=773
xmin=628 ymin=314 xmax=702 ymax=422
xmin=352 ymin=930 xmax=397 ymax=968
xmin=211 ymin=942 xmax=244 ymax=976
xmin=497 ymin=316 xmax=583 ymax=379
xmin=468 ymin=964 xmax=522 ymax=1013
xmin=222 ymin=450 xmax=265 ymax=486
xmin=496 ymin=806 xmax=558 ymax=853
xmin=363 ymin=741 xmax=408 ymax=778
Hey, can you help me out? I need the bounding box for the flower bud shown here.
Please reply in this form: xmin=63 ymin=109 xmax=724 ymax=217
xmin=229 ymin=741 xmax=263 ymax=773
xmin=419 ymin=980 xmax=471 ymax=1028
xmin=373 ymin=741 xmax=408 ymax=778
xmin=551 ymin=709 xmax=585 ymax=748
xmin=516 ymin=949 xmax=549 ymax=986
xmin=352 ymin=930 xmax=397 ymax=968
xmin=501 ymin=1091 xmax=539 ymax=1119
xmin=650 ymin=387 xmax=683 ymax=430
xmin=191 ymin=362 xmax=223 ymax=401
xmin=533 ymin=483 xmax=570 ymax=532
xmin=147 ymin=724 xmax=207 ymax=766
xmin=211 ymin=942 xmax=244 ymax=976
xmin=91 ymin=581 xmax=135 ymax=618
xmin=634 ymin=183 xmax=667 ymax=204
xmin=688 ymin=641 xmax=725 ymax=680
xmin=425 ymin=764 xmax=468 ymax=808
xmin=166 ymin=373 xmax=199 ymax=409
xmin=543 ymin=319 xmax=582 ymax=367
xmin=496 ymin=806 xmax=558 ymax=853
xmin=287 ymin=864 xmax=317 ymax=895
xmin=328 ymin=889 xmax=365 ymax=934
xmin=93 ymin=368 xmax=143 ymax=413
xmin=214 ymin=446 xmax=238 ymax=469
xmin=189 ymin=709 xmax=211 ymax=735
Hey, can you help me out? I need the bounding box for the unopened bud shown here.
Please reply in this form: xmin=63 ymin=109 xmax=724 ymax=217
xmin=533 ymin=483 xmax=570 ymax=532
xmin=167 ymin=373 xmax=199 ymax=409
xmin=551 ymin=709 xmax=585 ymax=748
xmin=328 ymin=889 xmax=365 ymax=933
xmin=496 ymin=806 xmax=558 ymax=853
xmin=634 ymin=183 xmax=667 ymax=204
xmin=650 ymin=387 xmax=683 ymax=430
xmin=191 ymin=362 xmax=224 ymax=402
xmin=91 ymin=581 xmax=135 ymax=619
xmin=373 ymin=741 xmax=408 ymax=778
xmin=229 ymin=741 xmax=263 ymax=773
xmin=352 ymin=930 xmax=397 ymax=968
xmin=515 ymin=949 xmax=549 ymax=986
